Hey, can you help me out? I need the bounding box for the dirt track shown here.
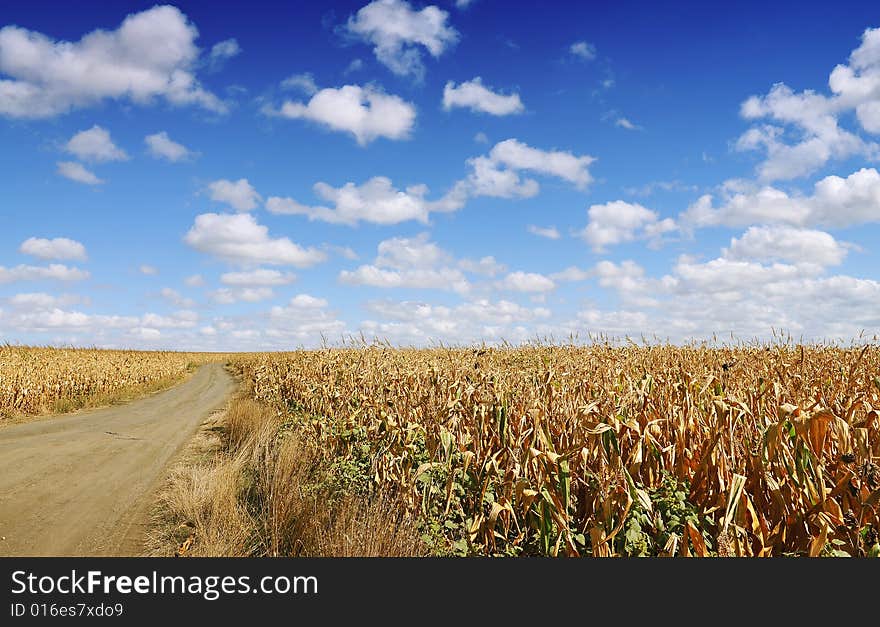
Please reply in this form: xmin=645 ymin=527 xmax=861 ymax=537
xmin=0 ymin=363 xmax=234 ymax=556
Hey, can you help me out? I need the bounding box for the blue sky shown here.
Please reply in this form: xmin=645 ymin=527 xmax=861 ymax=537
xmin=2 ymin=0 xmax=880 ymax=349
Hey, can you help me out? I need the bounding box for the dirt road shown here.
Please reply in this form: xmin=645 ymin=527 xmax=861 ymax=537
xmin=0 ymin=363 xmax=234 ymax=556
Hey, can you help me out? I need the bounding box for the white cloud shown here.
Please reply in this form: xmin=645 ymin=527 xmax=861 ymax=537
xmin=458 ymin=256 xmax=506 ymax=277
xmin=488 ymin=138 xmax=595 ymax=188
xmin=0 ymin=263 xmax=89 ymax=283
xmin=577 ymin=248 xmax=880 ymax=340
xmin=268 ymin=138 xmax=596 ymax=225
xmin=682 ymin=167 xmax=880 ymax=228
xmin=455 ymin=0 xmax=477 ymax=8
xmin=615 ymin=117 xmax=641 ymax=131
xmin=461 ymin=138 xmax=595 ymax=200
xmin=345 ymin=0 xmax=458 ymax=79
xmin=19 ymin=237 xmax=87 ymax=261
xmin=56 ymin=161 xmax=103 ymax=185
xmin=0 ymin=307 xmax=197 ymax=338
xmin=496 ymin=271 xmax=555 ymax=293
xmin=184 ymin=212 xmax=326 ymax=267
xmin=569 ymin=41 xmax=596 ymax=60
xmin=139 ymin=264 xmax=158 ymax=275
xmin=527 ymin=225 xmax=560 ymax=239
xmin=220 ymin=269 xmax=296 ymax=286
xmin=267 ymin=176 xmax=431 ymax=225
xmin=344 ymin=59 xmax=365 ymax=75
xmin=145 ymin=131 xmax=193 ymax=162
xmin=550 ymin=266 xmax=591 ymax=282
xmin=208 ymin=178 xmax=261 ymax=212
xmin=736 ymin=27 xmax=880 ymax=181
xmin=361 ymin=297 xmax=550 ymax=345
xmin=211 ymin=287 xmax=274 ymax=304
xmin=160 ymin=287 xmax=195 ymax=308
xmin=6 ymin=292 xmax=86 ymax=309
xmin=272 ymin=84 xmax=416 ymax=145
xmin=443 ymin=77 xmax=524 ymax=115
xmin=280 ymin=72 xmax=318 ymax=94
xmin=474 ymin=131 xmax=489 ymax=144
xmin=580 ymin=201 xmax=676 ymax=251
xmin=593 ymin=260 xmax=661 ymax=307
xmin=208 ymin=38 xmax=240 ymax=69
xmin=624 ymin=180 xmax=698 ymax=197
xmin=340 ymin=233 xmax=470 ymax=293
xmin=375 ymin=232 xmax=448 ymax=268
xmin=723 ymin=225 xmax=849 ymax=267
xmin=65 ymin=125 xmax=128 ymax=162
xmin=184 ymin=274 xmax=205 ymax=287
xmin=341 ymin=263 xmax=470 ymax=293
xmin=0 ymin=5 xmax=226 ymax=118
xmin=576 ymin=309 xmax=651 ymax=336
xmin=465 ymin=155 xmax=539 ymax=198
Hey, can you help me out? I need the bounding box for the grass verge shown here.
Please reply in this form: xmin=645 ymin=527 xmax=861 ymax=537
xmin=0 ymin=366 xmax=199 ymax=429
xmin=146 ymin=394 xmax=427 ymax=557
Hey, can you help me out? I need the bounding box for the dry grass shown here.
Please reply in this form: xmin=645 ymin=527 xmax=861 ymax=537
xmin=227 ymin=341 xmax=880 ymax=557
xmin=148 ymin=395 xmax=427 ymax=557
xmin=0 ymin=345 xmax=225 ymax=421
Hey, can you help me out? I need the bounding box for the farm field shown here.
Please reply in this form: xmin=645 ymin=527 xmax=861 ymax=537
xmin=3 ymin=343 xmax=878 ymax=557
xmin=0 ymin=346 xmax=225 ymax=421
xmin=161 ymin=342 xmax=880 ymax=557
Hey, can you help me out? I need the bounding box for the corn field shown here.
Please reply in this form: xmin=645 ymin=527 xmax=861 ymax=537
xmin=230 ymin=343 xmax=880 ymax=557
xmin=0 ymin=346 xmax=217 ymax=419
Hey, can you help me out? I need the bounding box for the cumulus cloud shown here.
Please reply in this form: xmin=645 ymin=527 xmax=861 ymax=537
xmin=184 ymin=212 xmax=326 ymax=267
xmin=339 ymin=233 xmax=471 ymax=294
xmin=139 ymin=264 xmax=158 ymax=275
xmin=581 ymin=246 xmax=880 ymax=340
xmin=160 ymin=287 xmax=195 ymax=309
xmin=722 ymin=225 xmax=849 ymax=267
xmin=462 ymin=138 xmax=595 ymax=200
xmin=184 ymin=274 xmax=205 ymax=287
xmin=579 ymin=201 xmax=676 ymax=251
xmin=736 ymin=27 xmax=880 ymax=181
xmin=341 ymin=263 xmax=471 ymax=293
xmin=280 ymin=72 xmax=318 ymax=94
xmin=0 ymin=306 xmax=197 ymax=340
xmin=267 ymin=177 xmax=433 ymax=225
xmin=344 ymin=0 xmax=458 ymax=80
xmin=145 ymin=131 xmax=193 ymax=162
xmin=6 ymin=292 xmax=86 ymax=310
xmin=527 ymin=225 xmax=561 ymax=239
xmin=208 ymin=178 xmax=261 ymax=212
xmin=271 ymin=84 xmax=416 ymax=145
xmin=220 ymin=269 xmax=296 ymax=286
xmin=268 ymin=138 xmax=595 ymax=224
xmin=65 ymin=126 xmax=128 ymax=162
xmin=56 ymin=161 xmax=103 ymax=185
xmin=360 ymin=298 xmax=550 ymax=345
xmin=0 ymin=5 xmax=226 ymax=118
xmin=458 ymin=256 xmax=506 ymax=277
xmin=615 ymin=117 xmax=641 ymax=131
xmin=0 ymin=263 xmax=89 ymax=283
xmin=19 ymin=237 xmax=87 ymax=261
xmin=569 ymin=41 xmax=596 ymax=60
xmin=496 ymin=271 xmax=556 ymax=293
xmin=263 ymin=296 xmax=346 ymax=340
xmin=682 ymin=167 xmax=880 ymax=228
xmin=443 ymin=77 xmax=524 ymax=115
xmin=211 ymin=287 xmax=274 ymax=304
xmin=550 ymin=266 xmax=591 ymax=282
xmin=486 ymin=138 xmax=594 ymax=188
xmin=207 ymin=38 xmax=240 ymax=70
